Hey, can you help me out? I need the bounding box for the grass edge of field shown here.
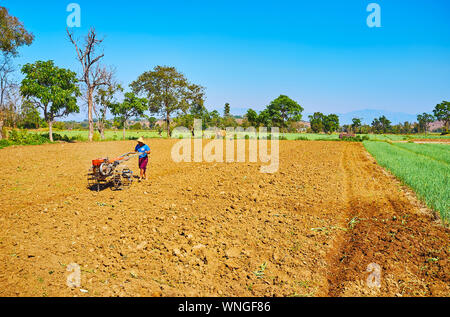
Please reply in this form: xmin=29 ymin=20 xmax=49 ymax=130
xmin=363 ymin=141 xmax=449 ymax=225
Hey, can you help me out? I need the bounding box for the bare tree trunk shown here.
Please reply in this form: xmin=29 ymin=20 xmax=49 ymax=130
xmin=166 ymin=112 xmax=170 ymax=138
xmin=88 ymin=88 xmax=94 ymax=142
xmin=123 ymin=121 xmax=126 ymax=140
xmin=99 ymin=121 xmax=105 ymax=140
xmin=48 ymin=120 xmax=54 ymax=142
xmin=0 ymin=120 xmax=3 ymax=140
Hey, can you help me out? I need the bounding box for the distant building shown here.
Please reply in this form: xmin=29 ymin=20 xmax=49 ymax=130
xmin=294 ymin=121 xmax=311 ymax=132
xmin=235 ymin=118 xmax=244 ymax=126
xmin=300 ymin=121 xmax=311 ymax=128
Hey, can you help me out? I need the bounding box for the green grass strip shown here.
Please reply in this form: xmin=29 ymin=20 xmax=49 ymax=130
xmin=364 ymin=141 xmax=449 ymax=221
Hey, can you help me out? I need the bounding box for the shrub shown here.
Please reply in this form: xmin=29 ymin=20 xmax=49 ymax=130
xmin=1 ymin=126 xmax=7 ymax=139
xmin=8 ymin=130 xmax=49 ymax=145
xmin=41 ymin=133 xmax=61 ymax=141
xmin=341 ymin=135 xmax=369 ymax=142
xmin=92 ymin=132 xmax=101 ymax=142
xmin=41 ymin=133 xmax=69 ymax=142
xmin=70 ymin=134 xmax=84 ymax=142
xmin=0 ymin=139 xmax=12 ymax=149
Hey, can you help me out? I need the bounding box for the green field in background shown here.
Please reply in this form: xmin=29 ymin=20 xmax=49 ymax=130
xmin=364 ymin=141 xmax=449 ymax=222
xmin=25 ymin=129 xmax=450 ymax=142
xmin=31 ymin=129 xmax=168 ymax=140
xmin=282 ymin=133 xmax=449 ymax=141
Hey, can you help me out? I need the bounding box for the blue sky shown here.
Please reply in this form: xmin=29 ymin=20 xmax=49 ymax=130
xmin=3 ymin=0 xmax=450 ymax=121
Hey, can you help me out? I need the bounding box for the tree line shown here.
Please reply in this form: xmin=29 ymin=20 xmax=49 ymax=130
xmin=343 ymin=107 xmax=449 ymax=135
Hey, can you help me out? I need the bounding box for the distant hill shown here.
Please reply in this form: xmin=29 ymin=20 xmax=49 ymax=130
xmin=305 ymin=109 xmax=419 ymax=125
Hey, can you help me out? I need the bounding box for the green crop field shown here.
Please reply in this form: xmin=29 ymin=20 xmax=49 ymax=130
xmin=30 ymin=129 xmax=168 ymax=141
xmin=364 ymin=141 xmax=449 ymax=222
xmin=391 ymin=142 xmax=450 ymax=165
xmin=409 ymin=134 xmax=450 ymax=139
xmin=14 ymin=128 xmax=449 ymax=142
xmin=283 ymin=133 xmax=449 ymax=141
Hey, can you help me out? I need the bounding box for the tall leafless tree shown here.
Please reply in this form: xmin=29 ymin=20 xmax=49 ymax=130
xmin=67 ymin=27 xmax=112 ymax=141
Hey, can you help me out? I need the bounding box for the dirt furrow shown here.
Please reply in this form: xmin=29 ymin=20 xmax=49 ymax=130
xmin=326 ymin=144 xmax=449 ymax=296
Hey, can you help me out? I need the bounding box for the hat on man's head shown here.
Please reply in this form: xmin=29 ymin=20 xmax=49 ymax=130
xmin=137 ymin=137 xmax=145 ymax=143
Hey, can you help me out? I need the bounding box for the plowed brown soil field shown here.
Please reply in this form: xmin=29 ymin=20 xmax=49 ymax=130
xmin=0 ymin=140 xmax=448 ymax=297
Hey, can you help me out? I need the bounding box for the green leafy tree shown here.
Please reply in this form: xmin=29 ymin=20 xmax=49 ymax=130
xmin=94 ymin=83 xmax=122 ymax=140
xmin=0 ymin=6 xmax=34 ymax=139
xmin=189 ymin=102 xmax=210 ymax=130
xmin=258 ymin=109 xmax=272 ymax=128
xmin=174 ymin=113 xmax=195 ymax=136
xmin=246 ymin=108 xmax=259 ymax=127
xmin=371 ymin=118 xmax=381 ymax=133
xmin=224 ymin=103 xmax=231 ymax=117
xmin=379 ymin=116 xmax=392 ymax=133
xmin=372 ymin=115 xmax=391 ymax=134
xmin=53 ymin=121 xmax=67 ymax=130
xmin=147 ymin=117 xmax=157 ymax=129
xmin=222 ymin=115 xmax=238 ymax=128
xmin=109 ymin=92 xmax=147 ymax=140
xmin=113 ymin=117 xmax=123 ymax=129
xmin=323 ymin=114 xmax=340 ymax=134
xmin=19 ymin=99 xmax=42 ymax=129
xmin=401 ymin=121 xmax=412 ymax=134
xmin=130 ymin=122 xmax=142 ymax=130
xmin=174 ymin=101 xmax=212 ymax=135
xmin=190 ymin=102 xmax=207 ymax=118
xmin=309 ymin=112 xmax=325 ymax=133
xmin=266 ymin=95 xmax=303 ymax=130
xmin=417 ymin=113 xmax=435 ymax=134
xmin=209 ymin=110 xmax=222 ymax=128
xmin=0 ymin=7 xmax=34 ymax=56
xmin=131 ymin=66 xmax=204 ymax=137
xmin=20 ymin=60 xmax=80 ymax=141
xmin=359 ymin=124 xmax=371 ymax=134
xmin=433 ymin=101 xmax=450 ymax=131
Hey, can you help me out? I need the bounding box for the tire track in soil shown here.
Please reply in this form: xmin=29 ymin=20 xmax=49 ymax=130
xmin=326 ymin=143 xmax=449 ymax=297
xmin=326 ymin=143 xmax=360 ymax=296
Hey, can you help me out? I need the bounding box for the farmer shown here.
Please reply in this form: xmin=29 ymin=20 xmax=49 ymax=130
xmin=134 ymin=137 xmax=151 ymax=181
